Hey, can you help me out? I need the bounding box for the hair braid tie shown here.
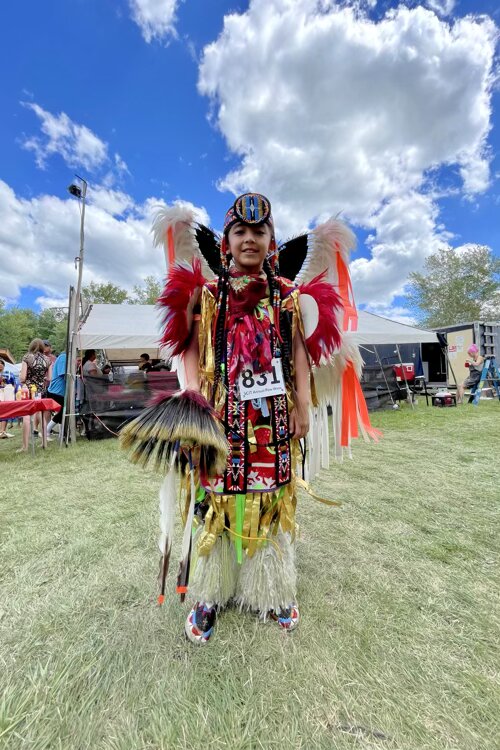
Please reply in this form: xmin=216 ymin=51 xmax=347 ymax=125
xmin=213 ymin=265 xmax=230 ymax=394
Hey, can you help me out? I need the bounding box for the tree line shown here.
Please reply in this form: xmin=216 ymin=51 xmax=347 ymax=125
xmin=0 ymin=276 xmax=162 ymax=361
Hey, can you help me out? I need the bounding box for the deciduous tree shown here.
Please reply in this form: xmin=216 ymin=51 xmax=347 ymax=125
xmin=407 ymin=245 xmax=500 ymax=328
xmin=82 ymin=282 xmax=129 ymax=305
xmin=0 ymin=306 xmax=38 ymax=360
xmin=129 ymin=276 xmax=163 ymax=305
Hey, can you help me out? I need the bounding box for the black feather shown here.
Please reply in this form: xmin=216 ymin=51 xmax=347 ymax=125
xmin=277 ymin=233 xmax=309 ymax=281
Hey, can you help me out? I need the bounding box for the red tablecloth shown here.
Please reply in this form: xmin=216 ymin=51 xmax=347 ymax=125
xmin=0 ymin=398 xmax=61 ymax=420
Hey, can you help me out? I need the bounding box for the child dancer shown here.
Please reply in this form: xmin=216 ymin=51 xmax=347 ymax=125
xmin=121 ymin=193 xmax=378 ymax=644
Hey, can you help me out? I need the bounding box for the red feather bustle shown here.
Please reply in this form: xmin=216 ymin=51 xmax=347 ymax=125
xmin=298 ymin=272 xmax=342 ymax=366
xmin=158 ymin=259 xmax=206 ymax=356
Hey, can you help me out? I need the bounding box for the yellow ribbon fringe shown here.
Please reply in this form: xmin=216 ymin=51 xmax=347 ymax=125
xmin=296 ymin=477 xmax=342 ymax=507
xmin=222 ymin=524 xmax=283 ymax=559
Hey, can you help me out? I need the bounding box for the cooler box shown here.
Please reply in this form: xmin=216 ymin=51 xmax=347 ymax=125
xmin=393 ymin=363 xmax=415 ymax=382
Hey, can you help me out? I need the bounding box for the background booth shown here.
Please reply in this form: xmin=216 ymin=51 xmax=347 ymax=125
xmin=76 ymin=304 xmax=439 ymax=435
xmin=77 ymin=304 xmax=178 ymax=438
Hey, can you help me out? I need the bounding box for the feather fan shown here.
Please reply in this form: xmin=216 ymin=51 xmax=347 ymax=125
xmin=119 ymin=389 xmax=229 ymax=476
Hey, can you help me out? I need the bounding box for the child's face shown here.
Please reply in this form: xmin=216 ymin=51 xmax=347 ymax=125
xmin=227 ymin=222 xmax=272 ymax=273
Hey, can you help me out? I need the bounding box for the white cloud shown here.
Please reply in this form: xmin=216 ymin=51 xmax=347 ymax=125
xmin=21 ymin=103 xmax=108 ymax=171
xmin=361 ymin=304 xmax=418 ymax=327
xmin=0 ymin=180 xmax=210 ymax=303
xmin=21 ymin=104 xmax=131 ymax=191
xmin=198 ymin=0 xmax=497 ymax=307
xmin=89 ymin=186 xmax=136 ymax=217
xmin=425 ymin=0 xmax=456 ymax=16
xmin=35 ymin=296 xmax=69 ymax=310
xmin=128 ymin=0 xmax=179 ymax=43
xmin=351 ymin=192 xmax=451 ymax=304
xmin=114 ymin=153 xmax=130 ymax=176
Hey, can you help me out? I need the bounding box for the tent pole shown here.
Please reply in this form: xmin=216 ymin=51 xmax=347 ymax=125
xmin=395 ymin=344 xmax=414 ymax=409
xmin=61 ymin=285 xmax=78 ymax=445
xmin=373 ymin=345 xmax=396 ymax=407
xmin=436 ymin=332 xmax=458 ymax=390
xmin=61 ymin=286 xmax=73 ymax=446
xmin=445 ymin=351 xmax=458 ymax=389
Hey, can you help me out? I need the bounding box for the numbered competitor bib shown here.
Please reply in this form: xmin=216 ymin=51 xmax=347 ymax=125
xmin=238 ymin=357 xmax=286 ymax=401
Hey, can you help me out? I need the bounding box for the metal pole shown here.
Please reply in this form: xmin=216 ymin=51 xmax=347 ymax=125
xmin=395 ymin=344 xmax=414 ymax=410
xmin=62 ymin=177 xmax=87 ymax=446
xmin=75 ymin=176 xmax=87 ymax=319
xmin=373 ymin=345 xmax=397 ymax=408
xmin=61 ymin=285 xmax=74 ymax=446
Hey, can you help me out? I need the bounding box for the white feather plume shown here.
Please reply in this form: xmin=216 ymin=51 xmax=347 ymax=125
xmin=309 ymin=340 xmax=366 ymax=461
xmin=151 ymin=205 xmax=216 ymax=280
xmin=158 ymin=451 xmax=178 ymax=554
xmin=179 ymin=463 xmax=196 ymax=565
xmin=295 ymin=218 xmax=356 ymax=286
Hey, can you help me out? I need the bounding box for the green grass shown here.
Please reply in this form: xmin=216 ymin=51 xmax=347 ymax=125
xmin=1 ymin=402 xmax=499 ymax=749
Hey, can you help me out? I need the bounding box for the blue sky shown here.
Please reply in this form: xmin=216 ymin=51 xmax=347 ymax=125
xmin=0 ymin=0 xmax=498 ymax=322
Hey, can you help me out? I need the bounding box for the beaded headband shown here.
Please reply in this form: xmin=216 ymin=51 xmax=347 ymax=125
xmin=223 ymin=193 xmax=273 ymax=234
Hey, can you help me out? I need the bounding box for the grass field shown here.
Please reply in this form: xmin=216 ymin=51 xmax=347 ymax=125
xmin=1 ymin=402 xmax=499 ymax=750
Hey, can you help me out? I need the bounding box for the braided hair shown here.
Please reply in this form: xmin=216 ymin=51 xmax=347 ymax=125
xmin=262 ymin=257 xmax=293 ymax=387
xmin=212 ymin=238 xmax=231 ymax=396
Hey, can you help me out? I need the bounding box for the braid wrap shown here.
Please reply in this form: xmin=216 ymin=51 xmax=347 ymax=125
xmin=213 ymin=254 xmax=230 ymax=396
xmin=262 ymin=258 xmax=293 ymax=387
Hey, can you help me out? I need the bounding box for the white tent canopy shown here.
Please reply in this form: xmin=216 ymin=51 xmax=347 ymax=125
xmin=78 ymin=304 xmax=164 ymax=364
xmin=347 ymin=311 xmax=438 ymax=345
xmin=78 ymin=304 xmax=438 ymax=364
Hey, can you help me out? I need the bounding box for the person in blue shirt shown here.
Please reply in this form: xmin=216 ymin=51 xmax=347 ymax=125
xmin=46 ymin=352 xmax=67 ymax=439
xmin=0 ymin=358 xmax=17 ymax=438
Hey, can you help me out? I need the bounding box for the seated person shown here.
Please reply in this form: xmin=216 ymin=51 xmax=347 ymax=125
xmin=139 ymin=353 xmax=153 ymax=372
xmin=457 ymin=345 xmax=484 ymax=403
xmin=102 ymin=363 xmax=113 ymax=381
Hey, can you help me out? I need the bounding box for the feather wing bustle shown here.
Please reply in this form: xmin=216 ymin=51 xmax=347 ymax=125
xmin=157 ymin=259 xmax=206 ymax=356
xmin=298 ymin=272 xmax=342 ymax=365
xmin=295 ymin=219 xmax=356 ymax=286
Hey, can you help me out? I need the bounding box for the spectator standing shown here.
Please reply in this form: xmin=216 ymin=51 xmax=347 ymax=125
xmin=82 ymin=350 xmax=102 ymax=377
xmin=34 ymin=340 xmax=57 ymax=434
xmin=79 ymin=351 xmax=101 ymax=438
xmin=42 ymin=341 xmax=57 ymax=391
xmin=18 ymin=339 xmax=51 ymax=452
xmin=457 ymin=345 xmax=485 ymax=403
xmin=46 ymin=351 xmax=67 ymax=440
xmin=0 ymin=358 xmax=17 ymax=438
xmin=75 ymin=356 xmax=85 ymax=435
